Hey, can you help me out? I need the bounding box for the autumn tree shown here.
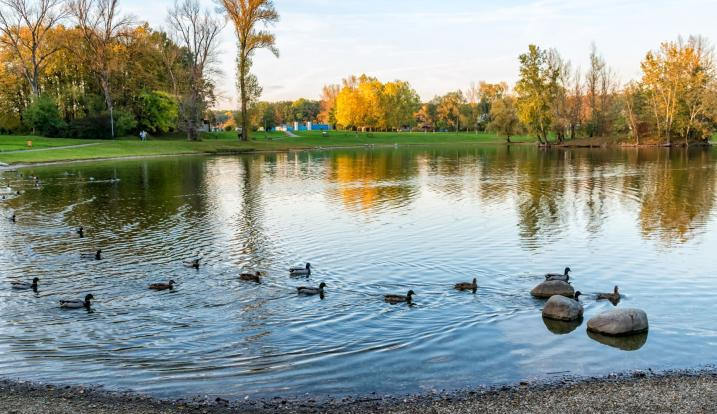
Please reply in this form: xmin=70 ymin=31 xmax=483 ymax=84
xmin=488 ymin=95 xmax=521 ymax=143
xmin=318 ymin=83 xmax=339 ymax=126
xmin=415 ymin=102 xmax=436 ymax=132
xmin=515 ymin=45 xmax=561 ymax=144
xmin=0 ymin=0 xmax=65 ymax=97
xmin=435 ymin=91 xmax=465 ymax=131
xmin=166 ymin=0 xmax=223 ymax=141
xmin=219 ymin=0 xmax=279 ymax=141
xmin=380 ymin=80 xmax=419 ymax=131
xmin=69 ymin=0 xmax=133 ymax=138
xmin=641 ymin=36 xmax=716 ymax=145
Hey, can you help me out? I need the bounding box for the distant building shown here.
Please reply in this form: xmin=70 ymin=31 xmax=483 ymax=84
xmin=274 ymin=121 xmax=331 ymax=132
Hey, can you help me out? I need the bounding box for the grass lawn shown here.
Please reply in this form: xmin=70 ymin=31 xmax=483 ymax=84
xmin=0 ymin=131 xmax=532 ymax=165
xmin=0 ymin=136 xmax=99 ymax=152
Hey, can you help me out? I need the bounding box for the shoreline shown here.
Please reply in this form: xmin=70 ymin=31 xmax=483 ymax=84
xmin=0 ymin=140 xmax=529 ymax=170
xmin=2 ymin=368 xmax=716 ymax=413
xmin=1 ymin=139 xmax=714 ymax=171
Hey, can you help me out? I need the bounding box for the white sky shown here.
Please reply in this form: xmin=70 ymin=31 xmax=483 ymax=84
xmin=123 ymin=0 xmax=717 ymax=108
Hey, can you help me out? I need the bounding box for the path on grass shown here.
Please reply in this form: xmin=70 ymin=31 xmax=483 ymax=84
xmin=0 ymin=143 xmax=102 ymax=154
xmin=284 ymin=130 xmax=299 ymax=138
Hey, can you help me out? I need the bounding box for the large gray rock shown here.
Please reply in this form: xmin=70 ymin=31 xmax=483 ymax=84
xmin=530 ymin=280 xmax=574 ymax=299
xmin=587 ymin=308 xmax=649 ymax=336
xmin=542 ymin=295 xmax=583 ymax=321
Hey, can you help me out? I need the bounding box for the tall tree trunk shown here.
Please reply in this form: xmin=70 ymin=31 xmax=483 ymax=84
xmin=101 ymin=77 xmax=114 ymax=138
xmin=239 ymin=56 xmax=248 ymax=141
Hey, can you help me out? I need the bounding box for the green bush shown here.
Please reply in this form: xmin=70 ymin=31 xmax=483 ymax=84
xmin=135 ymin=91 xmax=178 ymax=134
xmin=23 ymin=95 xmax=66 ymax=137
xmin=66 ymin=110 xmax=137 ymax=139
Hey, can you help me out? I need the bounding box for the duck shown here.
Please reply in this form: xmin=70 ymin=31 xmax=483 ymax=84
xmin=60 ymin=294 xmax=94 ymax=309
xmin=454 ymin=278 xmax=478 ymax=293
xmin=240 ymin=271 xmax=262 ymax=283
xmin=545 ymin=267 xmax=571 ymax=282
xmin=289 ymin=263 xmax=311 ymax=276
xmin=80 ymin=249 xmax=102 ymax=260
xmin=11 ymin=277 xmax=39 ymax=291
xmin=77 ymin=226 xmax=84 ymax=238
xmin=183 ymin=259 xmax=200 ymax=269
xmin=9 ymin=213 xmax=15 ymax=223
xmin=149 ymin=280 xmax=176 ymax=291
xmin=297 ymin=282 xmax=326 ymax=295
xmin=384 ymin=290 xmax=415 ymax=304
xmin=596 ymin=286 xmax=621 ymax=302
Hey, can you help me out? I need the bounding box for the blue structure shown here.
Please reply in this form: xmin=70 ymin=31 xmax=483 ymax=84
xmin=273 ymin=122 xmax=332 ymax=132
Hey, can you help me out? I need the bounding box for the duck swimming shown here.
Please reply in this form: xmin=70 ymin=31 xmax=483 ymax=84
xmin=384 ymin=290 xmax=415 ymax=304
xmin=240 ymin=271 xmax=262 ymax=283
xmin=454 ymin=278 xmax=478 ymax=293
xmin=184 ymin=259 xmax=200 ymax=269
xmin=545 ymin=267 xmax=571 ymax=282
xmin=11 ymin=277 xmax=39 ymax=291
xmin=597 ymin=286 xmax=621 ymax=302
xmin=77 ymin=226 xmax=84 ymax=238
xmin=80 ymin=250 xmax=102 ymax=260
xmin=9 ymin=213 xmax=15 ymax=223
xmin=289 ymin=263 xmax=311 ymax=276
xmin=149 ymin=280 xmax=176 ymax=291
xmin=60 ymin=294 xmax=94 ymax=309
xmin=297 ymin=282 xmax=326 ymax=295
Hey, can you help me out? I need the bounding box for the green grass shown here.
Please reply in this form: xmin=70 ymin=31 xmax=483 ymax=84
xmin=0 ymin=131 xmax=533 ymax=165
xmin=0 ymin=135 xmax=99 ymax=152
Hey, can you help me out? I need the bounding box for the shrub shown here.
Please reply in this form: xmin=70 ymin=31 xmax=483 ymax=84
xmin=23 ymin=95 xmax=66 ymax=137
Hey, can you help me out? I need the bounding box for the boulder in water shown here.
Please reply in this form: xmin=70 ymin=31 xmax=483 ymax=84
xmin=542 ymin=295 xmax=583 ymax=321
xmin=530 ymin=280 xmax=574 ymax=299
xmin=587 ymin=308 xmax=648 ymax=336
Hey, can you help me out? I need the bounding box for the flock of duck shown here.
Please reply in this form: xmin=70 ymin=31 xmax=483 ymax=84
xmin=6 ymin=221 xmax=617 ymax=313
xmin=5 ymin=203 xmax=648 ymax=340
xmin=3 ymin=171 xmax=644 ymax=336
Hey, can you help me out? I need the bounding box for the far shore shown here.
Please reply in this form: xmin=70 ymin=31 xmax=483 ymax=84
xmin=0 ymin=132 xmax=714 ymax=168
xmin=1 ymin=369 xmax=715 ymax=413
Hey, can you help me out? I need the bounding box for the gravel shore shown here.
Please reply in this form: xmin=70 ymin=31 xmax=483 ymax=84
xmin=1 ymin=371 xmax=716 ymax=413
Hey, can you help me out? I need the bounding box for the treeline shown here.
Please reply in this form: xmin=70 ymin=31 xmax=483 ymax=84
xmin=245 ymin=36 xmax=716 ymax=146
xmin=0 ymin=0 xmax=223 ymax=140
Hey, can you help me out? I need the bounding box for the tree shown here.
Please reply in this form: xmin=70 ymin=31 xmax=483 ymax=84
xmin=641 ymin=36 xmax=716 ymax=145
xmin=219 ymin=0 xmax=279 ymax=141
xmin=415 ymin=102 xmax=436 ymax=132
xmin=68 ymin=0 xmax=133 ymax=138
xmin=381 ymin=80 xmax=419 ymax=131
xmin=623 ymin=81 xmax=645 ymax=145
xmin=436 ymin=91 xmax=465 ymax=131
xmin=23 ymin=93 xmax=64 ymax=135
xmin=515 ymin=45 xmax=561 ymax=144
xmin=135 ymin=90 xmax=178 ymax=134
xmin=318 ymin=83 xmax=338 ymax=126
xmin=488 ymin=95 xmax=521 ymax=143
xmin=0 ymin=0 xmax=65 ymax=97
xmin=166 ymin=0 xmax=223 ymax=141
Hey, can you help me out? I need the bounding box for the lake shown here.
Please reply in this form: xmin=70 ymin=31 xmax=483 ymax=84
xmin=0 ymin=145 xmax=715 ymax=399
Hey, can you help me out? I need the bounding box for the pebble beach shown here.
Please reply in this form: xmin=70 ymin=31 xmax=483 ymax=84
xmin=2 ymin=370 xmax=715 ymax=413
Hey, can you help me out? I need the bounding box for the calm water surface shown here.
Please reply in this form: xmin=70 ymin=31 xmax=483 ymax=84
xmin=0 ymin=145 xmax=716 ymax=398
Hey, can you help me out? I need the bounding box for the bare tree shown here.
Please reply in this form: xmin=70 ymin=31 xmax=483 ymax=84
xmin=567 ymin=68 xmax=582 ymax=140
xmin=0 ymin=0 xmax=66 ymax=97
xmin=219 ymin=0 xmax=279 ymax=141
xmin=166 ymin=0 xmax=223 ymax=141
xmin=67 ymin=0 xmax=132 ymax=138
